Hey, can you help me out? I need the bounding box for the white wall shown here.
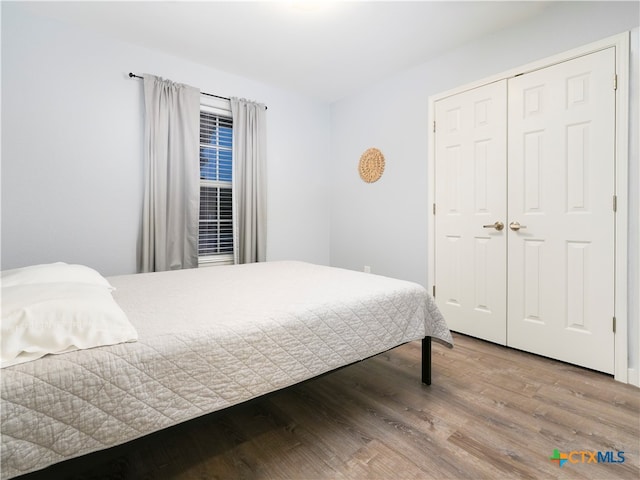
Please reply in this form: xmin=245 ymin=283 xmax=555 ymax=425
xmin=329 ymin=2 xmax=639 ymax=374
xmin=1 ymin=3 xmax=330 ymax=276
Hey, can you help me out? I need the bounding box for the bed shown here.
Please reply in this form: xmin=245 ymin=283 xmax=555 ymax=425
xmin=1 ymin=261 xmax=452 ymax=479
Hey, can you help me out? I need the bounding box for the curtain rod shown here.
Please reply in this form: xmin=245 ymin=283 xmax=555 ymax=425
xmin=129 ymin=72 xmax=230 ymax=101
xmin=129 ymin=72 xmax=267 ymax=109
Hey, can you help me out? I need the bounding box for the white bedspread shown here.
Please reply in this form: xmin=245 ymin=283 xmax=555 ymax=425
xmin=1 ymin=261 xmax=451 ymax=479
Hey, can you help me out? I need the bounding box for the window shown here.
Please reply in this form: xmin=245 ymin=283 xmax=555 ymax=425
xmin=199 ymin=101 xmax=233 ymax=266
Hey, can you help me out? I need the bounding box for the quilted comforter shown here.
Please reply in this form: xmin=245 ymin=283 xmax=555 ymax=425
xmin=1 ymin=261 xmax=451 ymax=479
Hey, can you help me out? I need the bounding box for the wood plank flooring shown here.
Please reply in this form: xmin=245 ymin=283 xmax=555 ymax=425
xmin=18 ymin=333 xmax=639 ymax=479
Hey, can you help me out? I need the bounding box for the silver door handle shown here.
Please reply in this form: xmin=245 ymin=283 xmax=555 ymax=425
xmin=509 ymin=222 xmax=527 ymax=231
xmin=483 ymin=221 xmax=504 ymax=231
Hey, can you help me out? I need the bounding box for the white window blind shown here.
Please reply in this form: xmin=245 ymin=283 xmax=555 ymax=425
xmin=199 ymin=104 xmax=233 ymax=266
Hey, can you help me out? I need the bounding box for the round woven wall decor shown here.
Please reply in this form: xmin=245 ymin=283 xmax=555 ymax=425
xmin=358 ymin=147 xmax=385 ymax=183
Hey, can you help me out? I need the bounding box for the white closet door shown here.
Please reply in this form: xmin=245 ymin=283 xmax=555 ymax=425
xmin=507 ymin=48 xmax=616 ymax=373
xmin=434 ymin=80 xmax=507 ymax=345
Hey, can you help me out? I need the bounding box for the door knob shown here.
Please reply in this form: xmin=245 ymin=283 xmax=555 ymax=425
xmin=509 ymin=221 xmax=527 ymax=231
xmin=483 ymin=221 xmax=504 ymax=231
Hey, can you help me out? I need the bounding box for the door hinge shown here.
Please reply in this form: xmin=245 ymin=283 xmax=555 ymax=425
xmin=433 ymin=121 xmax=436 ymax=133
xmin=432 ymin=285 xmax=436 ymax=298
xmin=433 ymin=203 xmax=436 ymax=215
xmin=613 ymin=316 xmax=616 ymax=333
xmin=614 ymin=74 xmax=618 ymax=90
xmin=613 ymin=195 xmax=618 ymax=212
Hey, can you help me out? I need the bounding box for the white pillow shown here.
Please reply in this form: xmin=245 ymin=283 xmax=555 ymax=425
xmin=1 ymin=262 xmax=114 ymax=290
xmin=1 ymin=282 xmax=138 ymax=368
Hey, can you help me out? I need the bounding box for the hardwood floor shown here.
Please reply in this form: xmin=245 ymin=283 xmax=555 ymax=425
xmin=19 ymin=333 xmax=639 ymax=480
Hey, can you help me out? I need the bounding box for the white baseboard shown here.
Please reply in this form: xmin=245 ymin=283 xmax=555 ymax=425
xmin=628 ymin=368 xmax=640 ymax=387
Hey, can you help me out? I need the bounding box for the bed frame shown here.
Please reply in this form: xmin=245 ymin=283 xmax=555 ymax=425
xmin=422 ymin=336 xmax=432 ymax=385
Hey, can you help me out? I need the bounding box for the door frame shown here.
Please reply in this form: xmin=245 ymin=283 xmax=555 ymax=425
xmin=427 ymin=32 xmax=630 ymax=383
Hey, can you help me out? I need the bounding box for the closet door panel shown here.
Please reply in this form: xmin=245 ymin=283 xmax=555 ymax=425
xmin=434 ymin=80 xmax=507 ymax=345
xmin=506 ymin=48 xmax=616 ymax=374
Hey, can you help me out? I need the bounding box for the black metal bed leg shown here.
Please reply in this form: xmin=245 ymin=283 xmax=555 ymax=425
xmin=422 ymin=336 xmax=432 ymax=385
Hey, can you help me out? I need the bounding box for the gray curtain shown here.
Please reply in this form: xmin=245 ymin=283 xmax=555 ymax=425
xmin=231 ymin=98 xmax=267 ymax=264
xmin=139 ymin=75 xmax=200 ymax=272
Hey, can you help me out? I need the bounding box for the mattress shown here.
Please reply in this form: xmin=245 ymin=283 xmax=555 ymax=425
xmin=1 ymin=261 xmax=451 ymax=479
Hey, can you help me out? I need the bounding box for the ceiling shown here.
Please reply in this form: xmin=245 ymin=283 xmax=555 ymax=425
xmin=20 ymin=1 xmax=556 ymax=102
